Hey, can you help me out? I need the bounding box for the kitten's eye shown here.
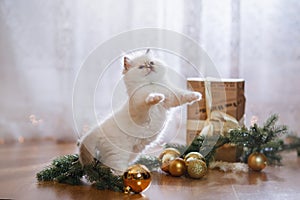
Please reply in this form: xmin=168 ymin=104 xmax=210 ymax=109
xmin=139 ymin=65 xmax=145 ymax=69
xmin=149 ymin=61 xmax=154 ymax=65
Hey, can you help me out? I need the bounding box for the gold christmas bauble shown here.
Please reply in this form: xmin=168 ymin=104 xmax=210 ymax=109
xmin=184 ymin=152 xmax=205 ymax=163
xmin=168 ymin=158 xmax=186 ymax=177
xmin=158 ymin=148 xmax=181 ymax=160
xmin=159 ymin=148 xmax=181 ymax=173
xmin=248 ymin=152 xmax=267 ymax=171
xmin=185 ymin=157 xmax=197 ymax=168
xmin=187 ymin=159 xmax=207 ymax=179
xmin=123 ymin=164 xmax=152 ymax=193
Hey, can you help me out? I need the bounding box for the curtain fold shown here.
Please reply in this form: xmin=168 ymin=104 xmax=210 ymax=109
xmin=0 ymin=0 xmax=299 ymax=142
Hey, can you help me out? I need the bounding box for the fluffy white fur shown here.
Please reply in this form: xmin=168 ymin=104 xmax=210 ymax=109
xmin=209 ymin=161 xmax=249 ymax=172
xmin=79 ymin=50 xmax=201 ymax=172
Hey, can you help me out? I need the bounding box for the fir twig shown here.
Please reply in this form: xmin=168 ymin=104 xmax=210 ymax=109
xmin=36 ymin=154 xmax=84 ymax=185
xmin=84 ymin=164 xmax=123 ymax=192
xmin=164 ymin=143 xmax=187 ymax=155
xmin=179 ymin=135 xmax=229 ymax=165
xmin=36 ymin=154 xmax=124 ymax=192
xmin=134 ymin=155 xmax=161 ymax=171
xmin=228 ymin=114 xmax=288 ymax=164
xmin=181 ymin=135 xmax=205 ymax=158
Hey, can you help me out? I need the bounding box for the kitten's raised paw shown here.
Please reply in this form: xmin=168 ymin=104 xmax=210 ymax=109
xmin=185 ymin=92 xmax=202 ymax=104
xmin=146 ymin=93 xmax=165 ymax=105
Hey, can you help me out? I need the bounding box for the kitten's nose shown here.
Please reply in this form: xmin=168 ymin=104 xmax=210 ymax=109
xmin=146 ymin=64 xmax=154 ymax=70
xmin=148 ymin=65 xmax=154 ymax=70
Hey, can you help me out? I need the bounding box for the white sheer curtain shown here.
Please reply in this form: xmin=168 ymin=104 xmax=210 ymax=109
xmin=0 ymin=0 xmax=299 ymax=143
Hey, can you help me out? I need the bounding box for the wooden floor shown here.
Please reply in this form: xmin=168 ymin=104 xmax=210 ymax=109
xmin=0 ymin=141 xmax=300 ymax=200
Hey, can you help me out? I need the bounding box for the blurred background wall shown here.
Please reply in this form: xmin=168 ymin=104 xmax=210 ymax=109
xmin=0 ymin=0 xmax=299 ymax=143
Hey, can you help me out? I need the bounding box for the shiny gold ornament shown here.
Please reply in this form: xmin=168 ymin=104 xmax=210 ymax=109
xmin=161 ymin=153 xmax=179 ymax=173
xmin=184 ymin=152 xmax=205 ymax=163
xmin=123 ymin=186 xmax=132 ymax=194
xmin=158 ymin=148 xmax=181 ymax=160
xmin=248 ymin=152 xmax=267 ymax=171
xmin=187 ymin=159 xmax=207 ymax=179
xmin=168 ymin=158 xmax=186 ymax=177
xmin=159 ymin=148 xmax=181 ymax=173
xmin=185 ymin=157 xmax=197 ymax=168
xmin=123 ymin=164 xmax=152 ymax=193
xmin=160 ymin=161 xmax=171 ymax=173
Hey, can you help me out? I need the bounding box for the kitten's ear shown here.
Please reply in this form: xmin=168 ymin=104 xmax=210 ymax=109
xmin=145 ymin=48 xmax=155 ymax=57
xmin=123 ymin=57 xmax=131 ymax=71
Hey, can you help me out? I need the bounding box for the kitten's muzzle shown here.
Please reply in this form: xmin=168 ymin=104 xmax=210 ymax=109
xmin=147 ymin=65 xmax=154 ymax=70
xmin=145 ymin=64 xmax=156 ymax=76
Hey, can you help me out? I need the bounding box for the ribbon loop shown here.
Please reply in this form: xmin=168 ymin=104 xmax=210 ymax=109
xmin=200 ymin=78 xmax=240 ymax=136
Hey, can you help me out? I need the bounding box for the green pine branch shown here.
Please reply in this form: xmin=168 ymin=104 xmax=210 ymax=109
xmin=180 ymin=135 xmax=229 ymax=165
xmin=228 ymin=114 xmax=288 ymax=163
xmin=37 ymin=154 xmax=123 ymax=192
xmin=84 ymin=164 xmax=123 ymax=192
xmin=134 ymin=155 xmax=161 ymax=171
xmin=164 ymin=143 xmax=187 ymax=155
xmin=180 ymin=114 xmax=291 ymax=165
xmin=36 ymin=154 xmax=83 ymax=185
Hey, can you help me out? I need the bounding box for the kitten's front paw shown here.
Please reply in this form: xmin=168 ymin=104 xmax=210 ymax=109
xmin=185 ymin=92 xmax=202 ymax=104
xmin=146 ymin=93 xmax=165 ymax=105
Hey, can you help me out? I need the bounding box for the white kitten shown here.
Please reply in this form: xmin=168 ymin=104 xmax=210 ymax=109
xmin=79 ymin=49 xmax=201 ymax=172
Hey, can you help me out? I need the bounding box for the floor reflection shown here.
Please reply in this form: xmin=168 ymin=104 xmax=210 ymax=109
xmin=37 ymin=181 xmax=149 ymax=200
